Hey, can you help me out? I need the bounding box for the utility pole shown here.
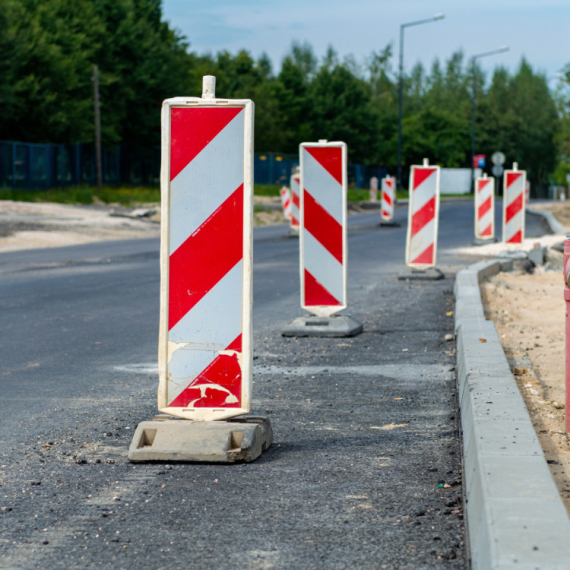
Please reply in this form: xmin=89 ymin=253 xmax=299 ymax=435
xmin=93 ymin=64 xmax=103 ymax=192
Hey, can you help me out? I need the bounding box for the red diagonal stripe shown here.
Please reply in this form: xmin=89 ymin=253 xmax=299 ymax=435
xmin=170 ymin=107 xmax=243 ymax=181
xmin=384 ymin=193 xmax=393 ymax=206
xmin=292 ymin=192 xmax=300 ymax=207
xmin=305 ymin=147 xmax=343 ymax=185
xmin=304 ymin=269 xmax=341 ymax=306
xmin=382 ymin=209 xmax=390 ymax=218
xmin=291 ymin=216 xmax=299 ymax=226
xmin=506 ymin=172 xmax=522 ymax=188
xmin=412 ymin=243 xmax=434 ymax=265
xmin=507 ymin=229 xmax=522 ymax=244
xmin=169 ymin=185 xmax=243 ymax=330
xmin=478 ymin=196 xmax=492 ymax=218
xmin=168 ymin=334 xmax=242 ymax=408
xmin=412 ymin=196 xmax=435 ymax=235
xmin=480 ymin=224 xmax=492 ymax=236
xmin=413 ymin=167 xmax=436 ymax=190
xmin=478 ymin=179 xmax=491 ymax=192
xmin=304 ymin=191 xmax=343 ymax=263
xmin=505 ymin=194 xmax=523 ymax=222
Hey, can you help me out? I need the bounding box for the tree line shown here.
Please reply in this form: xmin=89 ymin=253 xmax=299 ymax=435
xmin=0 ymin=0 xmax=566 ymax=191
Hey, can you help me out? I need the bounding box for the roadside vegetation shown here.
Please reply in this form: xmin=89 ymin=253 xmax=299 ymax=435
xmin=0 ymin=0 xmax=568 ymax=194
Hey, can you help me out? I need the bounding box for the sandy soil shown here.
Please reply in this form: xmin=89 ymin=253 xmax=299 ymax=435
xmin=481 ymin=270 xmax=570 ymax=512
xmin=532 ymin=201 xmax=570 ymax=230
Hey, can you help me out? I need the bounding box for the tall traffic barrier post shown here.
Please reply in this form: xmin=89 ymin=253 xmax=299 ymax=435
xmin=564 ymin=233 xmax=570 ymax=433
xmin=503 ymin=162 xmax=526 ymax=244
xmin=380 ymin=175 xmax=399 ymax=227
xmin=369 ymin=176 xmax=378 ymax=202
xmin=128 ymin=76 xmax=272 ymax=463
xmin=288 ymin=167 xmax=301 ymax=237
xmin=280 ymin=186 xmax=292 ymax=221
xmin=282 ymin=140 xmax=362 ymax=337
xmin=525 ymin=180 xmax=530 ymax=204
xmin=474 ymin=173 xmax=495 ymax=244
xmin=399 ymin=158 xmax=443 ymax=280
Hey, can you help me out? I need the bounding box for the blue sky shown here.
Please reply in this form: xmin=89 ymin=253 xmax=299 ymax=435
xmin=162 ymin=0 xmax=568 ymax=82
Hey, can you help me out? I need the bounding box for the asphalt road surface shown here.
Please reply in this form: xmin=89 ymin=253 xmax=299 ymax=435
xmin=0 ymin=201 xmax=550 ymax=569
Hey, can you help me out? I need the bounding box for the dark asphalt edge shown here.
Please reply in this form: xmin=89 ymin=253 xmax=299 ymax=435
xmin=454 ymin=259 xmax=570 ymax=569
xmin=527 ymin=206 xmax=566 ymax=235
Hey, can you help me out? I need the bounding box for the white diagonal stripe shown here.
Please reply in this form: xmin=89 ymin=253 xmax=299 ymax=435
xmin=505 ymin=176 xmax=524 ymax=208
xmin=291 ymin=176 xmax=300 ymax=223
xmin=302 ymin=148 xmax=343 ymax=225
xmin=303 ymin=230 xmax=344 ymax=304
xmin=409 ymin=219 xmax=435 ymax=265
xmin=169 ymin=111 xmax=244 ymax=254
xmin=411 ymin=169 xmax=437 ymax=213
xmin=477 ymin=210 xmax=493 ymax=236
xmin=505 ymin=210 xmax=524 ymax=242
xmin=167 ymin=261 xmax=243 ymax=403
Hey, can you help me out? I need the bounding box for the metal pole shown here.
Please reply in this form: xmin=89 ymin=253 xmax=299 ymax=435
xmin=93 ymin=64 xmax=102 ymax=192
xmin=397 ymin=25 xmax=404 ymax=193
xmin=471 ymin=58 xmax=476 ymax=193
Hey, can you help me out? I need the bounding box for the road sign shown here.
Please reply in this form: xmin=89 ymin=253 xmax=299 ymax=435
xmin=300 ymin=141 xmax=347 ymax=317
xmin=381 ymin=176 xmax=395 ymax=221
xmin=492 ymin=165 xmax=504 ymax=177
xmin=475 ymin=175 xmax=495 ymax=240
xmin=491 ymin=152 xmax=505 ymax=166
xmin=503 ymin=163 xmax=526 ymax=244
xmin=157 ymin=82 xmax=254 ymax=421
xmin=474 ymin=154 xmax=486 ymax=168
xmin=405 ymin=159 xmax=441 ymax=268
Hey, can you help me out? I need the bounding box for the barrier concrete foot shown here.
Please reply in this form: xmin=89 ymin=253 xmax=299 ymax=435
xmin=281 ymin=314 xmax=363 ymax=337
xmin=286 ymin=229 xmax=299 ymax=238
xmin=472 ymin=237 xmax=497 ymax=246
xmin=128 ymin=416 xmax=272 ymax=463
xmin=397 ymin=267 xmax=444 ymax=281
xmin=379 ymin=220 xmax=400 ymax=228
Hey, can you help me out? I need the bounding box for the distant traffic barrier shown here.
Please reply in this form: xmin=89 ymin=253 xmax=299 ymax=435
xmin=280 ymin=186 xmax=292 ymax=220
xmin=474 ymin=173 xmax=495 ymax=242
xmin=380 ymin=175 xmax=396 ymax=225
xmin=282 ymin=139 xmax=362 ymax=337
xmin=564 ymin=234 xmax=570 ymax=433
xmin=369 ymin=176 xmax=378 ymax=202
xmin=290 ymin=169 xmax=301 ymax=230
xmin=503 ymin=162 xmax=526 ymax=244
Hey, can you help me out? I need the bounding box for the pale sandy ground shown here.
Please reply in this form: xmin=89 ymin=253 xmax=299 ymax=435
xmin=0 ymin=197 xmax=288 ymax=253
xmin=481 ymin=262 xmax=570 ymax=513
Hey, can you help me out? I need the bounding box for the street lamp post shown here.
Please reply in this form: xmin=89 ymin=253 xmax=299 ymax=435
xmin=397 ymin=13 xmax=444 ymax=192
xmin=470 ymin=47 xmax=509 ymax=192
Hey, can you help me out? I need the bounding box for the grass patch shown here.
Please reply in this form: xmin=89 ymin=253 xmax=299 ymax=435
xmin=0 ymin=185 xmax=160 ymax=205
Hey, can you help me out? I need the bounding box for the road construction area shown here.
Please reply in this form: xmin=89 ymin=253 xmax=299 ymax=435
xmin=0 ymin=202 xmax=550 ymax=569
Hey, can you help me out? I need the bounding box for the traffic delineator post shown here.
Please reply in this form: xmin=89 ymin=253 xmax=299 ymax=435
xmin=290 ymin=168 xmax=301 ymax=230
xmin=380 ymin=175 xmax=399 ymax=227
xmin=282 ymin=140 xmax=362 ymax=337
xmin=280 ymin=186 xmax=292 ymax=220
xmin=564 ymin=234 xmax=570 ymax=433
xmin=369 ymin=176 xmax=378 ymax=202
xmin=129 ymin=75 xmax=271 ymax=463
xmin=525 ymin=180 xmax=530 ymax=204
xmin=399 ymin=158 xmax=443 ymax=280
xmin=503 ymin=162 xmax=526 ymax=244
xmin=474 ymin=173 xmax=495 ymax=243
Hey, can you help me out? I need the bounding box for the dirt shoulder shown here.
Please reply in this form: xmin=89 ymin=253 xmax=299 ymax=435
xmin=481 ymin=269 xmax=570 ymax=513
xmin=532 ymin=200 xmax=570 ymax=230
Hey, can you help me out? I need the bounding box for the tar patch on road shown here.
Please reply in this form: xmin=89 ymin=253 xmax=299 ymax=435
xmin=0 ymin=277 xmax=464 ymax=569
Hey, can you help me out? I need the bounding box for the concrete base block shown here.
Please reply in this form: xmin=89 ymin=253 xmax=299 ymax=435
xmin=472 ymin=237 xmax=497 ymax=246
xmin=379 ymin=220 xmax=400 ymax=228
xmin=398 ymin=267 xmax=444 ymax=281
xmin=128 ymin=416 xmax=272 ymax=463
xmin=281 ymin=314 xmax=363 ymax=337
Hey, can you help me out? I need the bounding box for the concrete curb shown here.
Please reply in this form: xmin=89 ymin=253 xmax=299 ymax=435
xmin=455 ymin=259 xmax=570 ymax=569
xmin=527 ymin=207 xmax=567 ymax=235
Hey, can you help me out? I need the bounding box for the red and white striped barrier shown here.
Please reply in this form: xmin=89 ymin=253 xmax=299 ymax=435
xmin=300 ymin=141 xmax=347 ymax=316
xmin=280 ymin=186 xmax=292 ymax=220
xmin=503 ymin=162 xmax=526 ymax=244
xmin=290 ymin=171 xmax=301 ymax=229
xmin=405 ymin=159 xmax=440 ymax=268
xmin=369 ymin=176 xmax=378 ymax=202
xmin=525 ymin=180 xmax=530 ymax=204
xmin=157 ymin=77 xmax=253 ymax=422
xmin=474 ymin=174 xmax=495 ymax=240
xmin=381 ymin=175 xmax=396 ymax=221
